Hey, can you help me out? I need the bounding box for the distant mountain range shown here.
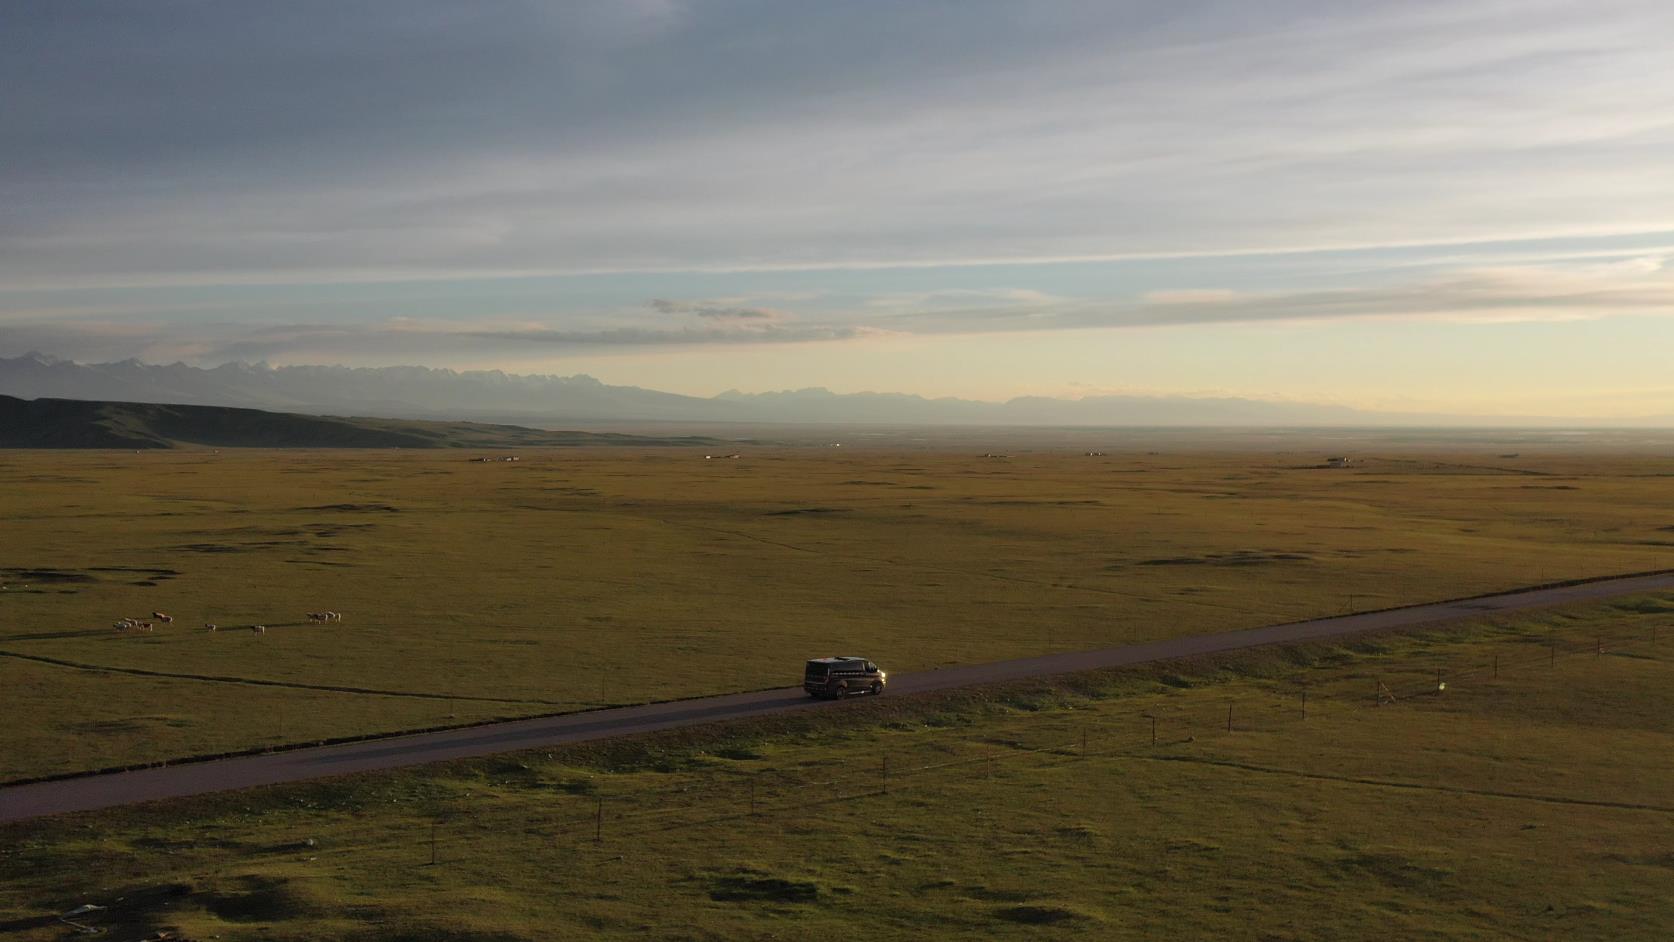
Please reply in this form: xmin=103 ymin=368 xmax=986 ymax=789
xmin=0 ymin=352 xmax=1665 ymax=427
xmin=0 ymin=394 xmax=718 ymax=450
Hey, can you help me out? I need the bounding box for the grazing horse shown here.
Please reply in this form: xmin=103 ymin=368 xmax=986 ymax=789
xmin=204 ymin=623 xmax=218 ymax=632
xmin=151 ymin=611 xmax=174 ymax=624
xmin=252 ymin=624 xmax=266 ymax=634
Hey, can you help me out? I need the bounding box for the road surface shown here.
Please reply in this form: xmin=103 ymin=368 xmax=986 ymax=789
xmin=4 ymin=570 xmax=1671 ymax=824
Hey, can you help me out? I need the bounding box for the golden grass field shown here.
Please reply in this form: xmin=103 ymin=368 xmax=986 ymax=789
xmin=2 ymin=597 xmax=1671 ymax=940
xmin=2 ymin=445 xmax=1672 ymax=780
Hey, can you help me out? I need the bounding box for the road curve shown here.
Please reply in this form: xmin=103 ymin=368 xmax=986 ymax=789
xmin=4 ymin=570 xmax=1671 ymax=824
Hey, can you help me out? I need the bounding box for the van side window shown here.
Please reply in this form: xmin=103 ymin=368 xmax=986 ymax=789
xmin=866 ymin=662 xmax=877 ymax=672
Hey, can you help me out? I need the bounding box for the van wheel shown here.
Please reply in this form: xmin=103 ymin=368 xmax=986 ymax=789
xmin=870 ymin=682 xmax=883 ymax=696
xmin=833 ymin=683 xmax=848 ymax=698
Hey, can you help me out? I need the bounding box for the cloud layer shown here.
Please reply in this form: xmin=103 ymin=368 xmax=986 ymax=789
xmin=6 ymin=255 xmax=1670 ymax=366
xmin=5 ymin=1 xmax=1674 ymax=289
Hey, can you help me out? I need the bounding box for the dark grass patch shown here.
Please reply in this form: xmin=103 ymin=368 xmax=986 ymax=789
xmin=305 ymin=523 xmax=378 ymax=537
xmin=1136 ymin=551 xmax=1311 ymax=567
xmin=1056 ymin=824 xmax=1101 ymax=842
xmin=1603 ymin=851 xmax=1674 ymax=869
xmin=2 ymin=569 xmax=96 ymax=583
xmin=1329 ymin=851 xmax=1454 ymax=891
xmin=19 ymin=881 xmax=194 ymax=939
xmin=964 ymin=885 xmax=1037 ymax=902
xmin=965 ymin=498 xmax=1104 ymax=506
xmin=706 ymin=868 xmax=829 ymax=903
xmin=763 ymin=507 xmax=851 ymax=516
xmin=203 ymin=874 xmax=318 ymax=922
xmin=348 ymin=924 xmax=530 ymax=942
xmin=1612 ymin=597 xmax=1674 ymax=614
xmin=300 ymin=503 xmax=401 ymax=513
xmin=176 ymin=540 xmax=307 ymax=553
xmin=992 ymin=903 xmax=1100 ymax=925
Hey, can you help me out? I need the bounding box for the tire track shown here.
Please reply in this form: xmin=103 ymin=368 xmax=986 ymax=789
xmin=1134 ymin=752 xmax=1674 ymax=815
xmin=0 ymin=648 xmax=569 ymax=706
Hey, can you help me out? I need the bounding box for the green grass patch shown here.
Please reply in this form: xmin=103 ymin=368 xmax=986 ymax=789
xmin=4 ymin=448 xmax=1674 ymax=779
xmin=3 ymin=600 xmax=1673 ymax=939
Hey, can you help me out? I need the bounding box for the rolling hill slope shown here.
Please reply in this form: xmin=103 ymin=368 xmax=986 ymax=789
xmin=0 ymin=395 xmax=717 ymax=449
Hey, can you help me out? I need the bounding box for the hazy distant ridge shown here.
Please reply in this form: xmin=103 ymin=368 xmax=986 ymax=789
xmin=0 ymin=352 xmax=718 ymax=423
xmin=1 ymin=353 xmax=1664 ymax=427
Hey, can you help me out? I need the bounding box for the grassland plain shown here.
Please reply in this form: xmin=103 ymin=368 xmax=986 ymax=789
xmin=1 ymin=596 xmax=1671 ymax=940
xmin=2 ymin=446 xmax=1672 ymax=780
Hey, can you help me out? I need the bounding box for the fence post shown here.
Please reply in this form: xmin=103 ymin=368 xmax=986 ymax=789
xmin=986 ymin=745 xmax=994 ymax=780
xmin=882 ymin=755 xmax=888 ymax=795
xmin=1493 ymin=655 xmax=1498 ymax=680
xmin=1226 ymin=702 xmax=1233 ymax=733
xmin=749 ymin=776 xmax=757 ymax=817
xmin=1081 ymin=727 xmax=1088 ymax=758
xmin=429 ymin=820 xmax=437 ymax=866
xmin=1300 ymin=688 xmax=1307 ymax=720
xmin=594 ymin=796 xmax=603 ymax=843
xmin=1597 ymin=637 xmax=1602 ymax=659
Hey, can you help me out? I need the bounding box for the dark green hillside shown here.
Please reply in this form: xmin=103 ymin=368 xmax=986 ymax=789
xmin=0 ymin=396 xmax=717 ymax=449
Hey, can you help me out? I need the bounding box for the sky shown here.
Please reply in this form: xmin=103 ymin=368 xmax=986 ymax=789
xmin=3 ymin=1 xmax=1673 ymax=416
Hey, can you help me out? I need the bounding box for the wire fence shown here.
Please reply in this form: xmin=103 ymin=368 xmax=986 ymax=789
xmin=244 ymin=618 xmax=1674 ymax=869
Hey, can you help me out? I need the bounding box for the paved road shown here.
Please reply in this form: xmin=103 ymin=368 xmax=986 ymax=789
xmin=4 ymin=571 xmax=1671 ymax=824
